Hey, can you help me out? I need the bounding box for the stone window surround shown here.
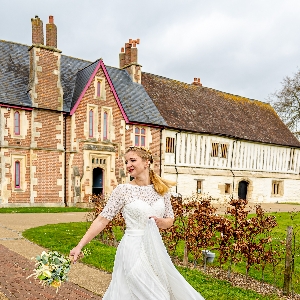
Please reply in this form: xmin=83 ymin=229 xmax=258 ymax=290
xmin=93 ymin=76 xmax=106 ymax=100
xmin=11 ymin=154 xmax=26 ymax=191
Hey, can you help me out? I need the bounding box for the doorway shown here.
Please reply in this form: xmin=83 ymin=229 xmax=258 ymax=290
xmin=238 ymin=180 xmax=248 ymax=200
xmin=92 ymin=167 xmax=103 ymax=195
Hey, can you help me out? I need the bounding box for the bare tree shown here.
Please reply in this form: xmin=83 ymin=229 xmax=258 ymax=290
xmin=268 ymin=68 xmax=300 ymax=140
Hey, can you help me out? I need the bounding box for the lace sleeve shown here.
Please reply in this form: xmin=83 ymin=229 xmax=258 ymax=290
xmin=100 ymin=185 xmax=125 ymax=221
xmin=163 ymin=192 xmax=174 ymax=218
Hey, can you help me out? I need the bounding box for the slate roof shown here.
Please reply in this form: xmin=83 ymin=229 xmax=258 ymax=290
xmin=141 ymin=72 xmax=300 ymax=148
xmin=0 ymin=40 xmax=166 ymax=126
xmin=69 ymin=59 xmax=99 ymax=111
xmin=0 ymin=41 xmax=31 ymax=107
xmin=106 ymin=66 xmax=167 ymax=126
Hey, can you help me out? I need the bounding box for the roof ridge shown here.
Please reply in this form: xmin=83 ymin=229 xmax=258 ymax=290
xmin=0 ymin=39 xmax=29 ymax=47
xmin=142 ymin=70 xmax=266 ymax=104
xmin=61 ymin=53 xmax=92 ymax=63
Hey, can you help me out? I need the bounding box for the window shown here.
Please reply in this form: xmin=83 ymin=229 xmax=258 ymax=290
xmin=103 ymin=111 xmax=108 ymax=140
xmin=272 ymin=180 xmax=283 ymax=196
xmin=96 ymin=81 xmax=101 ymax=98
xmin=211 ymin=143 xmax=219 ymax=157
xmin=225 ymin=183 xmax=231 ymax=194
xmin=221 ymin=144 xmax=228 ymax=158
xmin=89 ymin=109 xmax=94 ymax=137
xmin=288 ymin=149 xmax=295 ymax=170
xmin=196 ymin=180 xmax=202 ymax=194
xmin=15 ymin=161 xmax=20 ymax=188
xmin=135 ymin=127 xmax=146 ymax=146
xmin=211 ymin=142 xmax=228 ymax=158
xmin=14 ymin=111 xmax=20 ymax=135
xmin=166 ymin=137 xmax=175 ymax=153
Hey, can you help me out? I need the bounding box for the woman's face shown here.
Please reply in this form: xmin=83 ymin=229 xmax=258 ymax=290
xmin=124 ymin=151 xmax=148 ymax=178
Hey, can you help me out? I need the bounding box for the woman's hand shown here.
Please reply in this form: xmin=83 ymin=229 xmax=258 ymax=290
xmin=69 ymin=245 xmax=82 ymax=264
xmin=150 ymin=216 xmax=174 ymax=229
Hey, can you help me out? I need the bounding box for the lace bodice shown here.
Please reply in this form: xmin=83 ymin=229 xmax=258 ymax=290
xmin=100 ymin=184 xmax=174 ymax=230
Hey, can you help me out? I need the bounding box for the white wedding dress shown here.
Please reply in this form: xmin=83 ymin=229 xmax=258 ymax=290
xmin=100 ymin=184 xmax=205 ymax=300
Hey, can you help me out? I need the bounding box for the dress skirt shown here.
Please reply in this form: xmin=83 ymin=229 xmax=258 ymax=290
xmin=103 ymin=218 xmax=205 ymax=300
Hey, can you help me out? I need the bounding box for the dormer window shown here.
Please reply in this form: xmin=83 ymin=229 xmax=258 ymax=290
xmin=14 ymin=111 xmax=20 ymax=135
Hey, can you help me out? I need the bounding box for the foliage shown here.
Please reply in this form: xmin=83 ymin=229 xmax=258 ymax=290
xmin=268 ymin=68 xmax=300 ymax=139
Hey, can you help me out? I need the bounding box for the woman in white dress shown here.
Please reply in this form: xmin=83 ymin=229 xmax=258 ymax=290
xmin=70 ymin=146 xmax=205 ymax=300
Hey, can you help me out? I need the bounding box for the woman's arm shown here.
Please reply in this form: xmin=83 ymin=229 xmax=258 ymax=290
xmin=69 ymin=215 xmax=110 ymax=262
xmin=150 ymin=216 xmax=174 ymax=229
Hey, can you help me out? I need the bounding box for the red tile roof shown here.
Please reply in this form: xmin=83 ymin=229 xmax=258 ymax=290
xmin=142 ymin=72 xmax=300 ymax=148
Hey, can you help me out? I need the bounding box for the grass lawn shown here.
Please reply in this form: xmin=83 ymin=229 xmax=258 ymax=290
xmin=0 ymin=207 xmax=92 ymax=213
xmin=23 ymin=222 xmax=281 ymax=300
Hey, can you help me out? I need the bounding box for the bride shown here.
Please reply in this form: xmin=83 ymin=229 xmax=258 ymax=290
xmin=70 ymin=146 xmax=205 ymax=299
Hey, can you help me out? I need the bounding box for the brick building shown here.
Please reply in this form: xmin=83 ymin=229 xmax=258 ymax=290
xmin=0 ymin=16 xmax=165 ymax=207
xmin=0 ymin=16 xmax=299 ymax=207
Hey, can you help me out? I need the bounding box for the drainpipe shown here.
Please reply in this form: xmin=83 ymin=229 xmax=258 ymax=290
xmin=64 ymin=114 xmax=67 ymax=207
xmin=175 ymin=132 xmax=179 ymax=193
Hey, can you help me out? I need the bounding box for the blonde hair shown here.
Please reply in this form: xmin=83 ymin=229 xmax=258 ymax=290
xmin=125 ymin=146 xmax=176 ymax=195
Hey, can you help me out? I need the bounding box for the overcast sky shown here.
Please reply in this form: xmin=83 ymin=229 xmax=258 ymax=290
xmin=1 ymin=0 xmax=300 ymax=102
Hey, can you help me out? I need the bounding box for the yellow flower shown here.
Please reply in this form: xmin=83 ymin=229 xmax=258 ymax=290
xmin=51 ymin=280 xmax=61 ymax=288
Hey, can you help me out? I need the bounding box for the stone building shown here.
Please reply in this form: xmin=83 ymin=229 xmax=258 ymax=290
xmin=0 ymin=15 xmax=299 ymax=207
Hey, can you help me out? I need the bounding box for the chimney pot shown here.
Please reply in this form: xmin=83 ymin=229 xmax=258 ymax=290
xmin=46 ymin=15 xmax=57 ymax=48
xmin=192 ymin=77 xmax=202 ymax=86
xmin=31 ymin=16 xmax=44 ymax=45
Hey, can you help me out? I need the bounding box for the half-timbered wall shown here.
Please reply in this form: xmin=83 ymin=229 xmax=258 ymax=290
xmin=162 ymin=130 xmax=300 ymax=203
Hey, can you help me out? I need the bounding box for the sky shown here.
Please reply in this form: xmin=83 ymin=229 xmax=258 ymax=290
xmin=1 ymin=0 xmax=300 ymax=102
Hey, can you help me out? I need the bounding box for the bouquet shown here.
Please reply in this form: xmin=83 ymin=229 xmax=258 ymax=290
xmin=27 ymin=251 xmax=71 ymax=292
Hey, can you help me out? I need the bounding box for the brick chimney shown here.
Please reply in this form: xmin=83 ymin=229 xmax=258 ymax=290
xmin=192 ymin=78 xmax=202 ymax=86
xmin=46 ymin=16 xmax=57 ymax=48
xmin=119 ymin=39 xmax=141 ymax=84
xmin=28 ymin=16 xmax=63 ymax=111
xmin=31 ymin=16 xmax=44 ymax=45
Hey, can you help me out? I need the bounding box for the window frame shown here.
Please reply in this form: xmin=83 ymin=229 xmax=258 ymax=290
xmin=135 ymin=127 xmax=146 ymax=146
xmin=211 ymin=142 xmax=219 ymax=157
xmin=14 ymin=111 xmax=20 ymax=136
xmin=196 ymin=180 xmax=203 ymax=194
xmin=15 ymin=160 xmax=20 ymax=188
xmin=271 ymin=180 xmax=283 ymax=196
xmin=96 ymin=80 xmax=101 ymax=98
xmin=103 ymin=111 xmax=108 ymax=140
xmin=89 ymin=109 xmax=94 ymax=138
xmin=166 ymin=137 xmax=175 ymax=153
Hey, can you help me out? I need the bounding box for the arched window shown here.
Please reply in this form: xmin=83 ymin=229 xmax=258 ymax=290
xmin=15 ymin=161 xmax=20 ymax=188
xmin=135 ymin=127 xmax=146 ymax=146
xmin=103 ymin=111 xmax=108 ymax=140
xmin=89 ymin=109 xmax=94 ymax=137
xmin=14 ymin=111 xmax=20 ymax=135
